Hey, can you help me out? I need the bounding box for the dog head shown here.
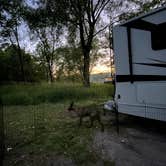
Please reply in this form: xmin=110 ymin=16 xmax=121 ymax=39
xmin=67 ymin=101 xmax=75 ymax=111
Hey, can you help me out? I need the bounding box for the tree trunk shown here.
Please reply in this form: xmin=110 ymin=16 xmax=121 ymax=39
xmin=48 ymin=63 xmax=54 ymax=83
xmin=82 ymin=32 xmax=94 ymax=87
xmin=18 ymin=47 xmax=25 ymax=82
xmin=14 ymin=26 xmax=25 ymax=82
xmin=45 ymin=66 xmax=49 ymax=82
xmin=83 ymin=51 xmax=90 ymax=87
xmin=78 ymin=15 xmax=94 ymax=87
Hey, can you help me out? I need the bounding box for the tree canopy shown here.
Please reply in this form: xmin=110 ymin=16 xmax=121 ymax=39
xmin=0 ymin=0 xmax=165 ymax=84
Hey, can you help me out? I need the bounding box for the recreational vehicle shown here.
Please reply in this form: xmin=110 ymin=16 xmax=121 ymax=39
xmin=105 ymin=6 xmax=166 ymax=121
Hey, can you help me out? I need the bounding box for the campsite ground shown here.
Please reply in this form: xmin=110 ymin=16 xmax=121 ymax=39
xmin=94 ymin=113 xmax=166 ymax=166
xmin=1 ymin=83 xmax=166 ymax=166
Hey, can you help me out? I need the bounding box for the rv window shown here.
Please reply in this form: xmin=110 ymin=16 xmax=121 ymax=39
xmin=151 ymin=22 xmax=166 ymax=50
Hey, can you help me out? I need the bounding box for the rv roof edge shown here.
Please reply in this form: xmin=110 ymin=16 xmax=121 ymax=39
xmin=114 ymin=5 xmax=166 ymax=28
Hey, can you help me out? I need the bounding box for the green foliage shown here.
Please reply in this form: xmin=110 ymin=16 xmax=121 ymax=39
xmin=0 ymin=0 xmax=25 ymax=43
xmin=35 ymin=26 xmax=63 ymax=82
xmin=55 ymin=38 xmax=104 ymax=81
xmin=0 ymin=0 xmax=31 ymax=82
xmin=54 ymin=46 xmax=83 ymax=80
xmin=24 ymin=0 xmax=68 ymax=29
xmin=26 ymin=0 xmax=111 ymax=86
xmin=0 ymin=45 xmax=46 ymax=83
xmin=0 ymin=82 xmax=113 ymax=105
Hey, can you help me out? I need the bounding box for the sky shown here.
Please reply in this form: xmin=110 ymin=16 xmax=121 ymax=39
xmin=91 ymin=61 xmax=111 ymax=74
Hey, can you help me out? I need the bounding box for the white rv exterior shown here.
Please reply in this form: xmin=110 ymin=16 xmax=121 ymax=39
xmin=109 ymin=6 xmax=166 ymax=121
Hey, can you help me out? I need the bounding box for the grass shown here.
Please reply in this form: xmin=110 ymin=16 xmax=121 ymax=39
xmin=1 ymin=82 xmax=115 ymax=165
xmin=3 ymin=103 xmax=114 ymax=165
xmin=0 ymin=82 xmax=113 ymax=105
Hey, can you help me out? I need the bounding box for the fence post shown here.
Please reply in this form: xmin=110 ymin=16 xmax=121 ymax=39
xmin=0 ymin=98 xmax=5 ymax=166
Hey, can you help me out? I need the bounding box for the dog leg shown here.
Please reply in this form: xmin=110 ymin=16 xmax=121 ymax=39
xmin=97 ymin=114 xmax=104 ymax=132
xmin=89 ymin=116 xmax=94 ymax=128
xmin=103 ymin=108 xmax=106 ymax=116
xmin=79 ymin=116 xmax=82 ymax=127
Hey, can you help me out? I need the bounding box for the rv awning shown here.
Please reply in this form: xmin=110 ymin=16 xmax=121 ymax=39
xmin=119 ymin=6 xmax=166 ymax=31
xmin=122 ymin=19 xmax=157 ymax=31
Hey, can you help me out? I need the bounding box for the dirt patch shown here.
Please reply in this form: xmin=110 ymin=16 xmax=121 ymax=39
xmin=93 ymin=113 xmax=166 ymax=166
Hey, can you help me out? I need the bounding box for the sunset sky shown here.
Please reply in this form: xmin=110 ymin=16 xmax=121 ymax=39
xmin=91 ymin=50 xmax=111 ymax=74
xmin=91 ymin=64 xmax=110 ymax=74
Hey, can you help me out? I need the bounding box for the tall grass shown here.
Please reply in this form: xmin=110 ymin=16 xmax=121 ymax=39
xmin=0 ymin=82 xmax=113 ymax=105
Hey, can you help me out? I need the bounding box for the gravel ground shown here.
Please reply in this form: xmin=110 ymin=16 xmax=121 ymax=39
xmin=93 ymin=112 xmax=166 ymax=166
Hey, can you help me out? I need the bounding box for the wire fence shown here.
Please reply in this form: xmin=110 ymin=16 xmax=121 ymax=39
xmin=0 ymin=98 xmax=5 ymax=166
xmin=0 ymin=101 xmax=47 ymax=166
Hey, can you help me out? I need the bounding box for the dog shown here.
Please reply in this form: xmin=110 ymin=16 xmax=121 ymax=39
xmin=67 ymin=102 xmax=104 ymax=132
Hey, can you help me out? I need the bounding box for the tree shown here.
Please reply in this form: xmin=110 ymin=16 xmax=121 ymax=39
xmin=117 ymin=0 xmax=166 ymax=22
xmin=68 ymin=0 xmax=110 ymax=86
xmin=37 ymin=0 xmax=109 ymax=86
xmin=35 ymin=27 xmax=62 ymax=82
xmin=54 ymin=37 xmax=103 ymax=82
xmin=25 ymin=0 xmax=66 ymax=83
xmin=26 ymin=0 xmax=111 ymax=86
xmin=0 ymin=45 xmax=44 ymax=83
xmin=54 ymin=46 xmax=83 ymax=81
xmin=0 ymin=0 xmax=26 ymax=82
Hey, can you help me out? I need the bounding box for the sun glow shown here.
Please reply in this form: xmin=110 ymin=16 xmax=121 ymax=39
xmin=91 ymin=64 xmax=111 ymax=74
xmin=91 ymin=49 xmax=113 ymax=74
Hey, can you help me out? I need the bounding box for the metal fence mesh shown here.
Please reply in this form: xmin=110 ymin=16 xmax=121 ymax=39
xmin=0 ymin=103 xmax=48 ymax=166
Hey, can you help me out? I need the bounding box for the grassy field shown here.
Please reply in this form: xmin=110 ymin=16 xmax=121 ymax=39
xmin=0 ymin=82 xmax=113 ymax=105
xmin=1 ymin=83 xmax=114 ymax=166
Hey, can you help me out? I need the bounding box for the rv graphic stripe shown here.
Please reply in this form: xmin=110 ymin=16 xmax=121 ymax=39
xmin=135 ymin=63 xmax=166 ymax=68
xmin=148 ymin=58 xmax=166 ymax=64
xmin=116 ymin=75 xmax=166 ymax=82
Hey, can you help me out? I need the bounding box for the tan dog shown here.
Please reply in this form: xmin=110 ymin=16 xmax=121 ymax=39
xmin=67 ymin=102 xmax=104 ymax=132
